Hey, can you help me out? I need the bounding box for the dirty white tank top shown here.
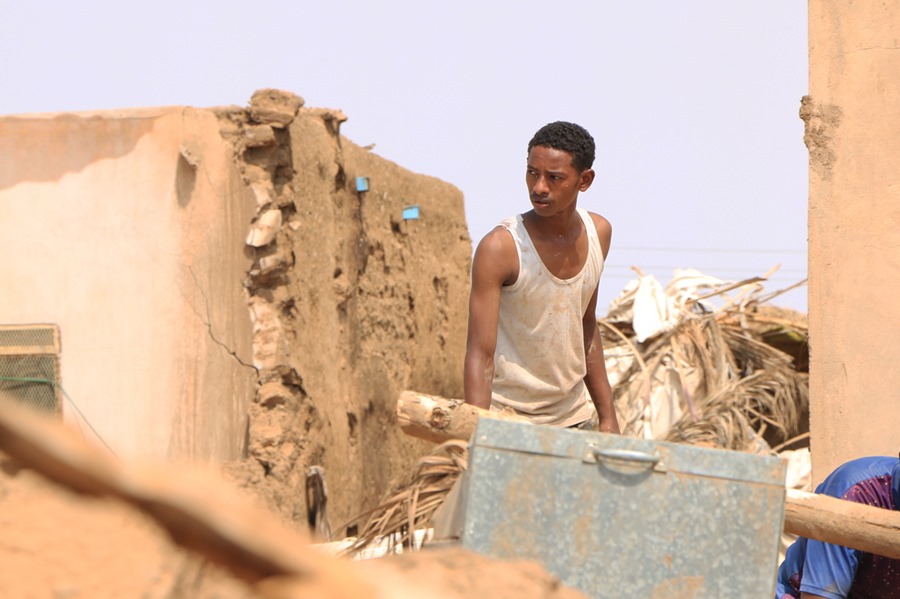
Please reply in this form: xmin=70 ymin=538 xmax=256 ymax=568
xmin=491 ymin=208 xmax=604 ymax=427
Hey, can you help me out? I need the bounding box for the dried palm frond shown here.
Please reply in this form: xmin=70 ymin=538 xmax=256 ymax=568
xmin=664 ymin=370 xmax=809 ymax=449
xmin=604 ymin=277 xmax=808 ymax=447
xmin=340 ymin=439 xmax=468 ymax=556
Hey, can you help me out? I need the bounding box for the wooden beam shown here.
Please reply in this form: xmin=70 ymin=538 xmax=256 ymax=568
xmin=396 ymin=391 xmax=526 ymax=444
xmin=785 ymin=488 xmax=900 ymax=560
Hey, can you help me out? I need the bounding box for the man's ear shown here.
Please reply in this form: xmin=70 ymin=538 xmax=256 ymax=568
xmin=579 ymin=168 xmax=596 ymax=192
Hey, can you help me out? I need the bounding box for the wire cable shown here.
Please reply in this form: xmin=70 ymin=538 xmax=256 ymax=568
xmin=615 ymin=246 xmax=807 ymax=254
xmin=0 ymin=376 xmax=118 ymax=458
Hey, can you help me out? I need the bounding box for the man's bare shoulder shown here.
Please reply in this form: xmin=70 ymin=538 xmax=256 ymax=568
xmin=473 ymin=225 xmax=518 ymax=284
xmin=587 ymin=211 xmax=612 ymax=258
xmin=586 ymin=211 xmax=611 ymax=234
xmin=476 ymin=225 xmax=516 ymax=253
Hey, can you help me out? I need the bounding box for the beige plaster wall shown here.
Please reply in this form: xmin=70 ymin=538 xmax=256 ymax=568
xmin=807 ymin=1 xmax=900 ymax=480
xmin=0 ymin=108 xmax=257 ymax=461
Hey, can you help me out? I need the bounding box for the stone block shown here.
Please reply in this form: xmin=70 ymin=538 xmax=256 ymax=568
xmin=248 ymin=89 xmax=304 ymax=128
xmin=243 ymin=124 xmax=276 ymax=148
xmin=246 ymin=209 xmax=283 ymax=247
xmin=251 ymin=180 xmax=274 ymax=208
xmin=256 ymin=251 xmax=292 ymax=274
xmin=257 ymin=381 xmax=294 ymax=408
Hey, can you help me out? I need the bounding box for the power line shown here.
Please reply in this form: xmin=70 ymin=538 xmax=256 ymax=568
xmin=604 ymin=265 xmax=807 ymax=274
xmin=600 ymin=273 xmax=807 ymax=282
xmin=601 ymin=272 xmax=807 ymax=279
xmin=615 ymin=246 xmax=807 ymax=254
xmin=0 ymin=376 xmax=117 ymax=457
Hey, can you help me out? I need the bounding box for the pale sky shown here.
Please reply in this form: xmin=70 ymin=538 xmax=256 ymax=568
xmin=0 ymin=1 xmax=809 ymax=313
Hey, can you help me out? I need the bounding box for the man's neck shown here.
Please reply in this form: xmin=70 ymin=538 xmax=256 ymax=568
xmin=523 ymin=204 xmax=581 ymax=240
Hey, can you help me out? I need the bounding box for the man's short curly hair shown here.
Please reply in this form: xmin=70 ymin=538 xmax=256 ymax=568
xmin=527 ymin=121 xmax=595 ymax=172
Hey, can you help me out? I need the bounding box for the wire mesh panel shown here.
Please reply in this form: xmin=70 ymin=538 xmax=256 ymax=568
xmin=0 ymin=325 xmax=61 ymax=415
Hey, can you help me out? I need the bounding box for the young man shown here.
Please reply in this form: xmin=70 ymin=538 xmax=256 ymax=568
xmin=463 ymin=121 xmax=619 ymax=433
xmin=775 ymin=455 xmax=900 ymax=599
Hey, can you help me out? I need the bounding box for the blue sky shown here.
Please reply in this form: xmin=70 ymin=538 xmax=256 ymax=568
xmin=0 ymin=1 xmax=809 ymax=312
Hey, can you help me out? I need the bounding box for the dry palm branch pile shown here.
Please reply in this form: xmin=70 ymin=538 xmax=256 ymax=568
xmin=340 ymin=439 xmax=469 ymax=556
xmin=344 ymin=272 xmax=809 ymax=555
xmin=602 ymin=270 xmax=809 ymax=450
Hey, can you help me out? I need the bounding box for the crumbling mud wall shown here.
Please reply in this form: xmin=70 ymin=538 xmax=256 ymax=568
xmin=216 ymin=90 xmax=472 ymax=530
xmin=806 ymin=1 xmax=900 ymax=480
xmin=0 ymin=107 xmax=258 ymax=461
xmin=0 ymin=91 xmax=471 ymax=529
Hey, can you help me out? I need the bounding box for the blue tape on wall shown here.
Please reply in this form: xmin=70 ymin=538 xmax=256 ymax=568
xmin=356 ymin=177 xmax=369 ymax=192
xmin=402 ymin=205 xmax=419 ymax=220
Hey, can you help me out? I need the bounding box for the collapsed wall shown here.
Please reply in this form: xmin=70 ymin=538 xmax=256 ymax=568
xmin=213 ymin=90 xmax=472 ymax=529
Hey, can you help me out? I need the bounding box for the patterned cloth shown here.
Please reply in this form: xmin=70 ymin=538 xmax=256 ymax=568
xmin=775 ymin=456 xmax=900 ymax=599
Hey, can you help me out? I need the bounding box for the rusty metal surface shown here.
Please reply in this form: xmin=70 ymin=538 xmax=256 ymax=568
xmin=460 ymin=418 xmax=786 ymax=599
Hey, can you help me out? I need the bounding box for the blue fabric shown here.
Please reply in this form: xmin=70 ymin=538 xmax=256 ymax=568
xmin=892 ymin=458 xmax=900 ymax=509
xmin=775 ymin=456 xmax=900 ymax=599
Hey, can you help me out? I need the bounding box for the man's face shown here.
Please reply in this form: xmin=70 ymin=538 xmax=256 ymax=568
xmin=525 ymin=145 xmax=593 ymax=217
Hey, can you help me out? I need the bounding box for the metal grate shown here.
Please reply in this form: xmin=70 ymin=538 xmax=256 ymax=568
xmin=0 ymin=325 xmax=61 ymax=415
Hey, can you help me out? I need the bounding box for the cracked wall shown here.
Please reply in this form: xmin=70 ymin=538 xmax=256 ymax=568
xmin=0 ymin=107 xmax=257 ymax=461
xmin=807 ymin=1 xmax=900 ymax=480
xmin=216 ymin=90 xmax=471 ymax=529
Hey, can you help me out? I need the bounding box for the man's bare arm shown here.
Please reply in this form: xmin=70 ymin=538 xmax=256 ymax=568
xmin=464 ymin=228 xmax=516 ymax=409
xmin=584 ymin=212 xmax=618 ymax=433
xmin=583 ymin=285 xmax=620 ymax=433
xmin=589 ymin=212 xmax=612 ymax=259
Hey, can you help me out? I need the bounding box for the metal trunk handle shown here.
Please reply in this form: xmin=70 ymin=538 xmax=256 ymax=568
xmin=584 ymin=445 xmax=666 ymax=472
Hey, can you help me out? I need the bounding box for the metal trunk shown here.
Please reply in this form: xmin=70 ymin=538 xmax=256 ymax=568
xmin=456 ymin=418 xmax=786 ymax=598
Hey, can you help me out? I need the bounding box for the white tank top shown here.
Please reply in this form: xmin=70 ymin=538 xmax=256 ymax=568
xmin=490 ymin=208 xmax=605 ymax=427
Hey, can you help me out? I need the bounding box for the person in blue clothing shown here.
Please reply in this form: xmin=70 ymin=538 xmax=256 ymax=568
xmin=775 ymin=454 xmax=900 ymax=599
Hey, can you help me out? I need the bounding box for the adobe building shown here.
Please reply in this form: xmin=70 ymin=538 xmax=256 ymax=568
xmin=0 ymin=106 xmax=257 ymax=461
xmin=806 ymin=1 xmax=900 ymax=480
xmin=0 ymin=91 xmax=471 ymax=525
